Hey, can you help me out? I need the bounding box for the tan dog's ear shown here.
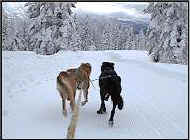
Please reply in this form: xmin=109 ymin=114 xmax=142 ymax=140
xmin=86 ymin=63 xmax=91 ymax=67
xmin=86 ymin=63 xmax=91 ymax=69
xmin=78 ymin=63 xmax=91 ymax=81
xmin=83 ymin=70 xmax=89 ymax=81
xmin=79 ymin=69 xmax=88 ymax=81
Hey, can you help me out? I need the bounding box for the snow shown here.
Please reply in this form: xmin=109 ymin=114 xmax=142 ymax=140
xmin=2 ymin=50 xmax=188 ymax=139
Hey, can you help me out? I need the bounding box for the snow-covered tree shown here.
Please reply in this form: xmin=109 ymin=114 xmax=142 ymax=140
xmin=2 ymin=3 xmax=33 ymax=51
xmin=99 ymin=23 xmax=113 ymax=50
xmin=68 ymin=14 xmax=82 ymax=51
xmin=137 ymin=29 xmax=146 ymax=50
xmin=2 ymin=7 xmax=8 ymax=49
xmin=118 ymin=26 xmax=129 ymax=50
xmin=11 ymin=19 xmax=32 ymax=51
xmin=99 ymin=20 xmax=130 ymax=51
xmin=78 ymin=16 xmax=94 ymax=51
xmin=144 ymin=2 xmax=188 ymax=64
xmin=2 ymin=6 xmax=18 ymax=50
xmin=25 ymin=2 xmax=76 ymax=55
xmin=111 ymin=23 xmax=121 ymax=50
xmin=122 ymin=25 xmax=136 ymax=50
xmin=91 ymin=17 xmax=105 ymax=50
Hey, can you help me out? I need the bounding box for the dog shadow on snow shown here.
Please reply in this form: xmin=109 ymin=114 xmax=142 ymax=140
xmin=78 ymin=101 xmax=130 ymax=130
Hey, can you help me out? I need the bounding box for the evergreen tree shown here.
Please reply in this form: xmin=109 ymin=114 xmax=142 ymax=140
xmin=100 ymin=23 xmax=112 ymax=50
xmin=144 ymin=2 xmax=188 ymax=64
xmin=123 ymin=25 xmax=136 ymax=50
xmin=2 ymin=7 xmax=8 ymax=49
xmin=25 ymin=2 xmax=76 ymax=55
xmin=138 ymin=29 xmax=146 ymax=50
xmin=79 ymin=16 xmax=94 ymax=51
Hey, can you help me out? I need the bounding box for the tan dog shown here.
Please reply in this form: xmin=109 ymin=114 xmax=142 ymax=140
xmin=56 ymin=63 xmax=92 ymax=117
xmin=67 ymin=63 xmax=91 ymax=106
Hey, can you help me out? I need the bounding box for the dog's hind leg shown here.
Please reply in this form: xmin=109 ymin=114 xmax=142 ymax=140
xmin=62 ymin=99 xmax=67 ymax=117
xmin=97 ymin=89 xmax=106 ymax=114
xmin=104 ymin=93 xmax=110 ymax=101
xmin=118 ymin=95 xmax=124 ymax=110
xmin=70 ymin=100 xmax=75 ymax=112
xmin=108 ymin=99 xmax=117 ymax=127
xmin=81 ymin=88 xmax=88 ymax=106
xmin=69 ymin=93 xmax=75 ymax=113
xmin=81 ymin=81 xmax=89 ymax=106
xmin=57 ymin=89 xmax=67 ymax=117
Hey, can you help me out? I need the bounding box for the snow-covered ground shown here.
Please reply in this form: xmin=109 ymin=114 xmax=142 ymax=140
xmin=2 ymin=50 xmax=188 ymax=139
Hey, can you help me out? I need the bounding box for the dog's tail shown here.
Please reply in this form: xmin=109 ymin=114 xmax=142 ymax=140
xmin=57 ymin=75 xmax=63 ymax=87
xmin=117 ymin=95 xmax=124 ymax=110
xmin=57 ymin=75 xmax=66 ymax=92
xmin=56 ymin=74 xmax=70 ymax=99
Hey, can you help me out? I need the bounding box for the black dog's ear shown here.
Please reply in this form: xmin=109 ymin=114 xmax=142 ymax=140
xmin=102 ymin=62 xmax=107 ymax=66
xmin=110 ymin=62 xmax=115 ymax=67
xmin=101 ymin=62 xmax=115 ymax=72
xmin=102 ymin=62 xmax=115 ymax=67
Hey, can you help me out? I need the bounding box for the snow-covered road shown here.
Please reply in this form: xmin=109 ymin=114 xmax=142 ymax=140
xmin=2 ymin=50 xmax=188 ymax=139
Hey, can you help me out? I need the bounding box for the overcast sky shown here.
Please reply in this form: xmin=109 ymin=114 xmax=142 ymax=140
xmin=3 ymin=2 xmax=150 ymax=21
xmin=75 ymin=2 xmax=149 ymax=18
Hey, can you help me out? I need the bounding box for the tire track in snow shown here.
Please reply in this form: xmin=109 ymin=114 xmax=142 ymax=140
xmin=106 ymin=51 xmax=187 ymax=138
xmin=2 ymin=51 xmax=187 ymax=139
xmin=109 ymin=52 xmax=187 ymax=83
xmin=126 ymin=58 xmax=186 ymax=83
xmin=131 ymin=89 xmax=185 ymax=138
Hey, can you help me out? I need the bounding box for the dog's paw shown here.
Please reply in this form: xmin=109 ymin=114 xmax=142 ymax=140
xmin=104 ymin=94 xmax=109 ymax=101
xmin=118 ymin=102 xmax=123 ymax=110
xmin=97 ymin=110 xmax=103 ymax=114
xmin=108 ymin=120 xmax=114 ymax=127
xmin=97 ymin=109 xmax=106 ymax=114
xmin=62 ymin=110 xmax=67 ymax=117
xmin=81 ymin=101 xmax=87 ymax=106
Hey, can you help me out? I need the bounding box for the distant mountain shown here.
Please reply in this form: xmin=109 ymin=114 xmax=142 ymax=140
xmin=117 ymin=18 xmax=149 ymax=34
xmin=75 ymin=10 xmax=149 ymax=34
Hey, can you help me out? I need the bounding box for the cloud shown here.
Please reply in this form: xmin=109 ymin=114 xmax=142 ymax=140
xmin=75 ymin=2 xmax=123 ymax=14
xmin=75 ymin=2 xmax=150 ymax=20
xmin=115 ymin=2 xmax=149 ymax=11
xmin=4 ymin=2 xmax=150 ymax=21
xmin=3 ymin=2 xmax=27 ymax=18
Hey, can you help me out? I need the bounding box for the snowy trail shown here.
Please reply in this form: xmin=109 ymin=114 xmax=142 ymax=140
xmin=2 ymin=50 xmax=188 ymax=139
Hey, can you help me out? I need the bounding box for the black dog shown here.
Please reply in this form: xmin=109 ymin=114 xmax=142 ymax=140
xmin=97 ymin=62 xmax=124 ymax=127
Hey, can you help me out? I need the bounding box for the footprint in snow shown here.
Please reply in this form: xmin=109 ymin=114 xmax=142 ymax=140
xmin=3 ymin=110 xmax=8 ymax=116
xmin=8 ymin=95 xmax=13 ymax=99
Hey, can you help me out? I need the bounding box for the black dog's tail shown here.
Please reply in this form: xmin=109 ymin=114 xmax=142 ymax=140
xmin=117 ymin=95 xmax=124 ymax=110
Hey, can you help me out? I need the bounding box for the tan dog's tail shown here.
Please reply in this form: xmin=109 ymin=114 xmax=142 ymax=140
xmin=56 ymin=74 xmax=70 ymax=99
xmin=57 ymin=75 xmax=63 ymax=87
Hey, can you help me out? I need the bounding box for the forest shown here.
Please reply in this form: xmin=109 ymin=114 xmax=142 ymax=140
xmin=2 ymin=2 xmax=188 ymax=64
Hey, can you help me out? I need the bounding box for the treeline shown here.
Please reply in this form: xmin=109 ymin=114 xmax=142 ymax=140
xmin=2 ymin=2 xmax=188 ymax=65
